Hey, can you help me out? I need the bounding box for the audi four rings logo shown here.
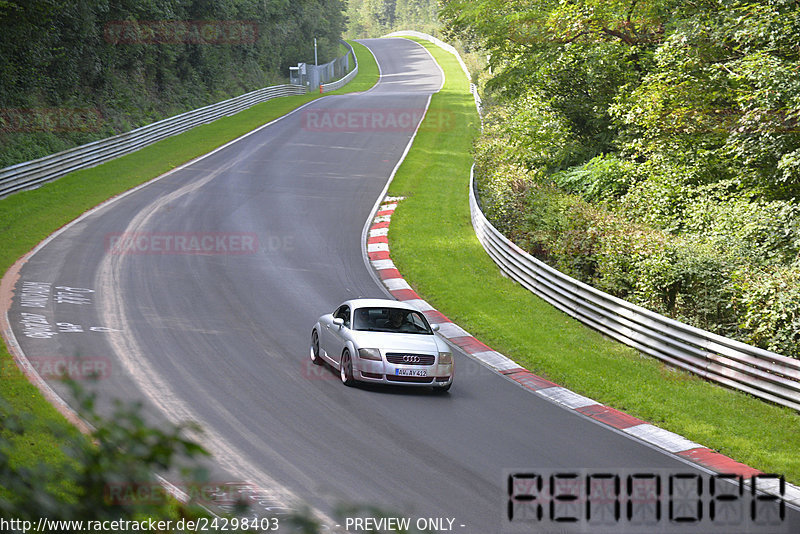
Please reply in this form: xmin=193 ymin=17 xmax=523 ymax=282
xmin=402 ymin=355 xmax=421 ymax=363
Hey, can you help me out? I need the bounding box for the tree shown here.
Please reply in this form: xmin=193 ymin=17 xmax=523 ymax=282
xmin=440 ymin=0 xmax=673 ymax=157
xmin=345 ymin=0 xmax=439 ymax=37
xmin=0 ymin=0 xmax=349 ymax=168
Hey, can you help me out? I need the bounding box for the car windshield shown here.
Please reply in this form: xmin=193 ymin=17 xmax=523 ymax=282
xmin=353 ymin=307 xmax=433 ymax=334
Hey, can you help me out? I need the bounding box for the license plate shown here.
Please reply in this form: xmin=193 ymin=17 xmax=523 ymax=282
xmin=396 ymin=368 xmax=427 ymax=377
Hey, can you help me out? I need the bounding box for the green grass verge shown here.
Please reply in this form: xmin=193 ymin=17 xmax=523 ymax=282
xmin=0 ymin=40 xmax=378 ymax=502
xmin=330 ymin=41 xmax=379 ymax=94
xmin=387 ymin=37 xmax=800 ymax=483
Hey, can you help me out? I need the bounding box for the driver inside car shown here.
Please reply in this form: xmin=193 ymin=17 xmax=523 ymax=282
xmin=388 ymin=308 xmax=406 ymax=330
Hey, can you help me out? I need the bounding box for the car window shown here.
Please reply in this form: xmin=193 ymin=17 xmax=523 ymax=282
xmin=409 ymin=312 xmax=428 ymax=331
xmin=353 ymin=307 xmax=432 ymax=334
xmin=333 ymin=305 xmax=351 ymax=327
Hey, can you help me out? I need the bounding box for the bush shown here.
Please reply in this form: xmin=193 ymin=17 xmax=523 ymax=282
xmin=632 ymin=238 xmax=737 ymax=333
xmin=0 ymin=382 xmax=330 ymax=531
xmin=479 ymin=91 xmax=586 ymax=174
xmin=618 ymin=162 xmax=698 ymax=233
xmin=464 ymin=0 xmax=800 ymax=359
xmin=552 ymin=154 xmax=638 ymax=202
xmin=477 ymin=161 xmax=749 ymax=347
xmin=473 ymin=128 xmax=531 ymax=236
xmin=0 ymin=383 xmax=210 ymax=523
xmin=683 ymin=196 xmax=800 ymax=266
xmin=733 ymin=264 xmax=800 ymax=358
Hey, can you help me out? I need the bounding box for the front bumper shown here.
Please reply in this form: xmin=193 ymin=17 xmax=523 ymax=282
xmin=355 ymin=358 xmax=453 ymax=387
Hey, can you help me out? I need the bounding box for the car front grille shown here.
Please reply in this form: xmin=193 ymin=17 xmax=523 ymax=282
xmin=386 ymin=353 xmax=435 ymax=366
xmin=386 ymin=375 xmax=434 ymax=383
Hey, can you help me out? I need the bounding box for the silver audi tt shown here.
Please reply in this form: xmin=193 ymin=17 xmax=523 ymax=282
xmin=310 ymin=298 xmax=454 ymax=391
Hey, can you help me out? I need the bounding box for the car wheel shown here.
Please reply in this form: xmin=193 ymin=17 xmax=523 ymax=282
xmin=310 ymin=330 xmax=323 ymax=365
xmin=340 ymin=349 xmax=356 ymax=387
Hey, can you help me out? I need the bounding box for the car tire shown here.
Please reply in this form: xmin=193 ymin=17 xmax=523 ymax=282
xmin=340 ymin=349 xmax=356 ymax=387
xmin=310 ymin=330 xmax=323 ymax=365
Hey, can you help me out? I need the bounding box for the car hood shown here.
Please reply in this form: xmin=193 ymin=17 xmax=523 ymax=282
xmin=351 ymin=331 xmax=444 ymax=353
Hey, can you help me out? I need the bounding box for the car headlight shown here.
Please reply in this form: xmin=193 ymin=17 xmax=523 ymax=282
xmin=438 ymin=351 xmax=453 ymax=364
xmin=358 ymin=348 xmax=382 ymax=361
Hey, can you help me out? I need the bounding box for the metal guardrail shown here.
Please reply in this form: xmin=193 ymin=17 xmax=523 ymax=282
xmin=0 ymin=85 xmax=305 ymax=199
xmin=399 ymin=28 xmax=800 ymax=412
xmin=0 ymin=40 xmax=359 ymax=199
xmin=469 ymin=168 xmax=800 ymax=411
xmin=321 ymin=41 xmax=358 ymax=93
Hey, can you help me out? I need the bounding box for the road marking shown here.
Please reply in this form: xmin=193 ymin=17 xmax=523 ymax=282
xmin=20 ymin=281 xmax=51 ymax=308
xmin=383 ymin=278 xmax=411 ymax=291
xmin=367 ymin=242 xmax=389 ymax=253
xmin=623 ymin=424 xmax=703 ymax=454
xmin=370 ymin=259 xmax=395 ymax=270
xmin=369 ymin=228 xmax=388 ymax=237
xmin=470 ymin=350 xmax=518 ymax=371
xmin=536 ymin=387 xmax=597 ymax=409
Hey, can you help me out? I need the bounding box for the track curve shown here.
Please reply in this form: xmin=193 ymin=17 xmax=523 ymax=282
xmin=7 ymin=38 xmax=798 ymax=532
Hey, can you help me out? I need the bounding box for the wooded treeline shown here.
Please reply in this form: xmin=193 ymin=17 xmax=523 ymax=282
xmin=345 ymin=0 xmax=439 ymax=37
xmin=441 ymin=0 xmax=800 ymax=358
xmin=0 ymin=0 xmax=346 ymax=167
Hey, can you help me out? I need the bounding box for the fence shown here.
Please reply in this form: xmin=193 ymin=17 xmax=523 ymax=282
xmin=290 ymin=41 xmax=357 ymax=91
xmin=0 ymin=41 xmax=357 ymax=199
xmin=469 ymin=168 xmax=800 ymax=411
xmin=321 ymin=41 xmax=359 ymax=92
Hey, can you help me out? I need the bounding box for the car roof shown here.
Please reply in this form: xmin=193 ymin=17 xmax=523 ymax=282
xmin=342 ymin=298 xmax=416 ymax=311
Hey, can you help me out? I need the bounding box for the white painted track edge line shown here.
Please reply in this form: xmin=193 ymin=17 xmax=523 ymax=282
xmin=354 ymin=39 xmax=384 ymax=95
xmin=358 ymin=41 xmax=437 ymax=300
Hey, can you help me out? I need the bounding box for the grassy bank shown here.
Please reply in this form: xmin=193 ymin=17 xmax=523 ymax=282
xmin=386 ymin=37 xmax=800 ymax=483
xmin=0 ymin=41 xmax=379 ymax=504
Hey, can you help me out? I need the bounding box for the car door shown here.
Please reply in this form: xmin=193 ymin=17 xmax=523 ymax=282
xmin=324 ymin=304 xmax=350 ymax=363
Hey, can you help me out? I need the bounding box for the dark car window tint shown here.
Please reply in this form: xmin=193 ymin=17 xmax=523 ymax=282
xmin=409 ymin=312 xmax=427 ymax=331
xmin=334 ymin=305 xmax=351 ymax=327
xmin=353 ymin=307 xmax=432 ymax=334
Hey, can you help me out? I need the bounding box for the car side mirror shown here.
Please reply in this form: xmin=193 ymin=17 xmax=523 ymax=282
xmin=432 ymin=324 xmax=440 ymax=332
xmin=333 ymin=318 xmax=344 ymax=327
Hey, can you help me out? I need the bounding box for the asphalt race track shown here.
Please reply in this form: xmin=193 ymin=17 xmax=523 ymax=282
xmin=8 ymin=38 xmax=799 ymax=533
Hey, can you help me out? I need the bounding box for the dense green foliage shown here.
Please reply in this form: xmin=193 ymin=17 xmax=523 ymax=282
xmin=387 ymin=36 xmax=800 ymax=486
xmin=0 ymin=0 xmax=346 ymax=167
xmin=345 ymin=0 xmax=439 ymax=37
xmin=344 ymin=1 xmax=487 ymax=90
xmin=0 ymin=383 xmax=334 ymax=532
xmin=0 ymin=384 xmax=210 ymax=523
xmin=443 ymin=0 xmax=800 ymax=357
